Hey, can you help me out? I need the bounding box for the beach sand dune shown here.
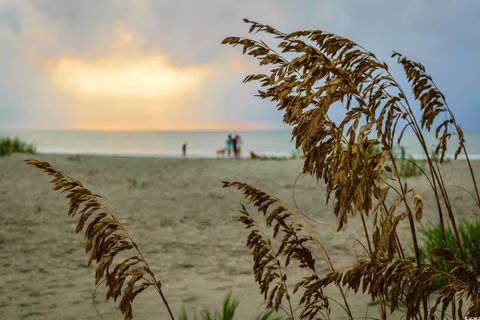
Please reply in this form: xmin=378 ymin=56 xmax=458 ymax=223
xmin=1 ymin=154 xmax=478 ymax=319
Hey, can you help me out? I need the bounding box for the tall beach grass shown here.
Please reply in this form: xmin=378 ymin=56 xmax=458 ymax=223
xmin=25 ymin=18 xmax=480 ymax=320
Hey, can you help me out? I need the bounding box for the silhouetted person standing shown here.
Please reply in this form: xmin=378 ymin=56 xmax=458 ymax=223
xmin=226 ymin=135 xmax=233 ymax=158
xmin=233 ymin=134 xmax=242 ymax=159
xmin=182 ymin=143 xmax=187 ymax=157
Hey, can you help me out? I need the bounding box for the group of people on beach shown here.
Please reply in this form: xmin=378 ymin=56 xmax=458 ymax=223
xmin=182 ymin=134 xmax=243 ymax=158
xmin=225 ymin=134 xmax=242 ymax=158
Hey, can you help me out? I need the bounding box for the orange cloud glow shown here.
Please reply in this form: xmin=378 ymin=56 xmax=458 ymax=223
xmin=46 ymin=52 xmax=209 ymax=99
xmin=43 ymin=32 xmax=216 ymax=130
xmin=71 ymin=119 xmax=267 ymax=132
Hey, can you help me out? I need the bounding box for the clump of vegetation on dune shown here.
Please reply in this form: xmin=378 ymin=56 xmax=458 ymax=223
xmin=420 ymin=218 xmax=480 ymax=288
xmin=179 ymin=292 xmax=282 ymax=320
xmin=0 ymin=136 xmax=36 ymax=156
xmin=26 ymin=19 xmax=479 ymax=320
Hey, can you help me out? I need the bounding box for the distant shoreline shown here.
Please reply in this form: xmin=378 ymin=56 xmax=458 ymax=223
xmin=24 ymin=151 xmax=301 ymax=160
xmin=16 ymin=151 xmax=480 ymax=162
xmin=3 ymin=129 xmax=480 ymax=160
xmin=0 ymin=128 xmax=293 ymax=134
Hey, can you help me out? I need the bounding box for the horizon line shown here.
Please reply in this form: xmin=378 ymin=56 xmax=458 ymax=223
xmin=2 ymin=128 xmax=480 ymax=134
xmin=1 ymin=128 xmax=292 ymax=133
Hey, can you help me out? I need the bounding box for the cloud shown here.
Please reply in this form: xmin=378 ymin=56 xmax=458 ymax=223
xmin=46 ymin=52 xmax=209 ymax=100
xmin=41 ymin=30 xmax=217 ymax=130
xmin=0 ymin=0 xmax=479 ymax=131
xmin=44 ymin=50 xmax=279 ymax=131
xmin=0 ymin=1 xmax=69 ymax=129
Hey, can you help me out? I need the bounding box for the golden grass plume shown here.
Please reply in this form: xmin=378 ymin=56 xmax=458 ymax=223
xmin=223 ymin=19 xmax=480 ymax=319
xmin=25 ymin=159 xmax=175 ymax=320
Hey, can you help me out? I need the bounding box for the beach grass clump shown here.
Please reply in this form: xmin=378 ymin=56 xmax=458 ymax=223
xmin=0 ymin=136 xmax=36 ymax=156
xmin=180 ymin=292 xmax=238 ymax=320
xmin=398 ymin=158 xmax=424 ymax=178
xmin=179 ymin=293 xmax=282 ymax=320
xmin=420 ymin=218 xmax=480 ymax=283
xmin=67 ymin=154 xmax=82 ymax=161
xmin=223 ymin=19 xmax=480 ymax=319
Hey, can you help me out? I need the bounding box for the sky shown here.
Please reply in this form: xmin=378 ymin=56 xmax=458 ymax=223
xmin=0 ymin=0 xmax=479 ymax=131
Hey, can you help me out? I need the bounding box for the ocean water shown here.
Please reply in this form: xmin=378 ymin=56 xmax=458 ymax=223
xmin=2 ymin=129 xmax=480 ymax=159
xmin=0 ymin=130 xmax=296 ymax=158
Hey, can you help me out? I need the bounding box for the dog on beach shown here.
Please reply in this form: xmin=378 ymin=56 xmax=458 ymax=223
xmin=216 ymin=148 xmax=226 ymax=157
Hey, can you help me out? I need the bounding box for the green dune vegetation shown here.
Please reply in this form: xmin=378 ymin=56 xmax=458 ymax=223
xmin=179 ymin=292 xmax=282 ymax=320
xmin=25 ymin=20 xmax=479 ymax=319
xmin=420 ymin=218 xmax=480 ymax=288
xmin=0 ymin=136 xmax=36 ymax=156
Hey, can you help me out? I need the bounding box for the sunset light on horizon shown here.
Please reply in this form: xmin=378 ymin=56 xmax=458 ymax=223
xmin=42 ymin=49 xmax=266 ymax=131
xmin=43 ymin=30 xmax=221 ymax=130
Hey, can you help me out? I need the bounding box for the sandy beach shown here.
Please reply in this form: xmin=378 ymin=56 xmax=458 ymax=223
xmin=1 ymin=154 xmax=479 ymax=319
